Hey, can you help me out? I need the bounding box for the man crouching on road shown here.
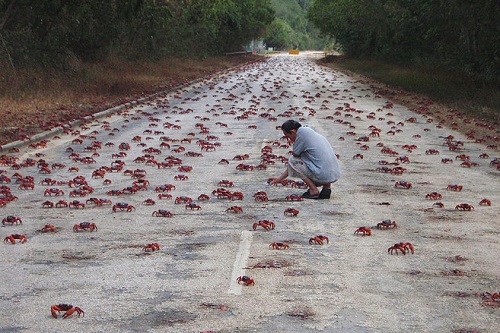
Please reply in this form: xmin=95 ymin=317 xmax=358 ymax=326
xmin=268 ymin=120 xmax=341 ymax=199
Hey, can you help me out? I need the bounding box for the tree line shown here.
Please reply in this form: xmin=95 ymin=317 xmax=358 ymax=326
xmin=264 ymin=0 xmax=327 ymax=51
xmin=2 ymin=0 xmax=497 ymax=80
xmin=308 ymin=0 xmax=499 ymax=79
xmin=0 ymin=0 xmax=274 ymax=69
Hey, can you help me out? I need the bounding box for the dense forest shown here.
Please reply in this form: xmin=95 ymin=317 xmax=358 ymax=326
xmin=264 ymin=0 xmax=326 ymax=50
xmin=308 ymin=0 xmax=499 ymax=79
xmin=0 ymin=0 xmax=274 ymax=69
xmin=0 ymin=0 xmax=497 ymax=80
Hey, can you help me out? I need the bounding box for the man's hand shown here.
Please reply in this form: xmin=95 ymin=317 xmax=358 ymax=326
xmin=267 ymin=177 xmax=281 ymax=186
xmin=268 ymin=170 xmax=288 ymax=186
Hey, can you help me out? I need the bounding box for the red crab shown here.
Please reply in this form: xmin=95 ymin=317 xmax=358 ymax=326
xmin=69 ymin=189 xmax=88 ymax=197
xmin=38 ymin=167 xmax=52 ymax=175
xmin=269 ymin=242 xmax=290 ymax=250
xmin=217 ymin=180 xmax=234 ymax=187
xmin=174 ymin=196 xmax=192 ymax=204
xmin=377 ymin=166 xmax=392 ymax=173
xmin=354 ymin=227 xmax=372 ymax=236
xmin=455 ymin=203 xmax=474 ymax=211
xmin=4 ymin=234 xmax=27 ymax=244
xmin=157 ymin=193 xmax=172 ymax=200
xmin=396 ymin=155 xmax=411 ymax=163
xmin=388 ymin=242 xmax=414 ymax=255
xmin=119 ymin=142 xmax=130 ymax=150
xmin=433 ymin=202 xmax=445 ymax=208
xmin=122 ymin=186 xmax=140 ymax=195
xmin=40 ymin=224 xmax=57 ymax=232
xmin=225 ymin=206 xmax=243 ymax=213
xmin=73 ymin=222 xmax=97 ymax=232
xmin=391 ymin=166 xmax=407 ymax=175
xmin=2 ymin=216 xmax=22 ymax=225
xmin=425 ymin=192 xmax=442 ymax=200
xmin=455 ymin=154 xmax=470 ymax=161
xmin=447 ymin=184 xmax=463 ymax=191
xmin=143 ymin=198 xmax=156 ymax=205
xmin=394 ymin=181 xmax=412 ymax=189
xmin=85 ymin=198 xmax=111 ymax=206
xmin=44 ymin=188 xmax=64 ymax=196
xmin=233 ymin=154 xmax=250 ymax=160
xmin=152 ymin=210 xmax=173 ymax=217
xmin=92 ymin=169 xmax=106 ymax=178
xmin=376 ymin=219 xmax=398 ymax=229
xmin=42 ymin=200 xmax=54 ymax=208
xmin=143 ymin=243 xmax=160 ymax=252
xmin=177 ymin=166 xmax=193 ymax=173
xmin=254 ymin=194 xmax=269 ymax=202
xmin=477 ymin=292 xmax=500 ymax=303
xmin=284 ymin=208 xmax=300 ymax=216
xmin=479 ymin=198 xmax=491 ymax=206
xmin=155 ymin=184 xmax=176 ymax=192
xmin=252 ymin=220 xmax=275 ymax=231
xmin=185 ymin=203 xmax=201 ymax=210
xmin=214 ymin=188 xmax=231 ymax=199
xmin=286 ymin=194 xmax=303 ymax=201
xmin=230 ymin=191 xmax=244 ymax=200
xmin=39 ymin=178 xmax=57 ymax=186
xmin=184 ymin=151 xmax=203 ymax=157
xmin=352 ymin=153 xmax=364 ymax=159
xmin=51 ymin=163 xmax=65 ymax=169
xmin=174 ymin=174 xmax=189 ymax=181
xmin=236 ymin=163 xmax=254 ymax=171
xmin=51 ymin=304 xmax=84 ymax=319
xmin=197 ymin=194 xmax=210 ymax=201
xmin=112 ymin=202 xmax=135 ymax=212
xmin=55 ymin=200 xmax=68 ymax=208
xmin=0 ymin=175 xmax=11 ymax=183
xmin=200 ymin=144 xmax=216 ymax=151
xmin=69 ymin=200 xmax=85 ymax=209
xmin=236 ymin=276 xmax=255 ymax=286
xmin=133 ymin=179 xmax=149 ymax=188
xmin=106 ymin=189 xmax=123 ymax=196
xmin=309 ymin=235 xmax=329 ymax=245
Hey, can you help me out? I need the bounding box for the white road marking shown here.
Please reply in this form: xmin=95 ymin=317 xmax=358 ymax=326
xmin=227 ymin=230 xmax=253 ymax=295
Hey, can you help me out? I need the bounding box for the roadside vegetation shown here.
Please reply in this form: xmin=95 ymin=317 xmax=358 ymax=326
xmin=308 ymin=1 xmax=499 ymax=81
xmin=309 ymin=0 xmax=499 ymax=140
xmin=0 ymin=0 xmax=273 ymax=145
xmin=322 ymin=56 xmax=499 ymax=123
xmin=320 ymin=56 xmax=499 ymax=145
xmin=0 ymin=55 xmax=262 ymax=145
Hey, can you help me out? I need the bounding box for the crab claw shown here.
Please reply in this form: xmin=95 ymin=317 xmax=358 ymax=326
xmin=51 ymin=305 xmax=59 ymax=319
xmin=63 ymin=306 xmax=84 ymax=319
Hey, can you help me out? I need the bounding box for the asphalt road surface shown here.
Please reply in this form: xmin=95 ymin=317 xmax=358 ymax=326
xmin=1 ymin=53 xmax=499 ymax=333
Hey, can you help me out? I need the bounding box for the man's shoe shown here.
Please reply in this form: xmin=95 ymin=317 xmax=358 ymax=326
xmin=318 ymin=188 xmax=331 ymax=199
xmin=302 ymin=191 xmax=320 ymax=199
